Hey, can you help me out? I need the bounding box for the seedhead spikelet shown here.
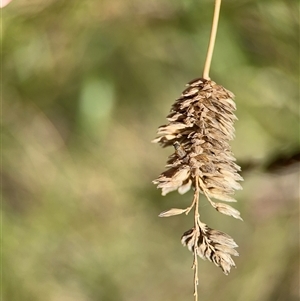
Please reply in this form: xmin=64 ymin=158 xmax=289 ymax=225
xmin=153 ymin=78 xmax=243 ymax=297
xmin=153 ymin=78 xmax=243 ymax=205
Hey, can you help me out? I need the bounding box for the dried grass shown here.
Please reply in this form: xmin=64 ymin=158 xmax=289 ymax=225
xmin=153 ymin=78 xmax=243 ymax=300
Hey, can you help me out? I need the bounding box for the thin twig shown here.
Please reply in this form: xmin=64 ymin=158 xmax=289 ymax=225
xmin=202 ymin=0 xmax=222 ymax=80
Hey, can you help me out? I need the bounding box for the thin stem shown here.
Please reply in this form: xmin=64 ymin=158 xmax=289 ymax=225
xmin=202 ymin=0 xmax=222 ymax=80
xmin=192 ymin=175 xmax=200 ymax=301
xmin=193 ymin=250 xmax=198 ymax=301
xmin=185 ymin=193 xmax=197 ymax=215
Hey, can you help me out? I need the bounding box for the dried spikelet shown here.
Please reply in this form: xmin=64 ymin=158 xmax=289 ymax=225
xmin=153 ymin=78 xmax=243 ymax=217
xmin=158 ymin=208 xmax=187 ymax=217
xmin=181 ymin=225 xmax=239 ymax=275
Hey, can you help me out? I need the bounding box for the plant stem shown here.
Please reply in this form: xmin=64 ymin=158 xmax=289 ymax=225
xmin=193 ymin=175 xmax=200 ymax=301
xmin=202 ymin=0 xmax=222 ymax=80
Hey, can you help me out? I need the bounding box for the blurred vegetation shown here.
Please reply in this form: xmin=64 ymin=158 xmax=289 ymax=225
xmin=2 ymin=0 xmax=299 ymax=301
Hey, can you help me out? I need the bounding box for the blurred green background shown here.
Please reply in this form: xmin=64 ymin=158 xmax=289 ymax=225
xmin=2 ymin=0 xmax=299 ymax=301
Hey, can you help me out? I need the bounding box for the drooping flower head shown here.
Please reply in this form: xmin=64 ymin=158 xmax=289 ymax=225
xmin=153 ymin=78 xmax=243 ymax=274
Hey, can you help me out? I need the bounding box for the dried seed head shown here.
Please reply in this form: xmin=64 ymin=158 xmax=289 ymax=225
xmin=181 ymin=225 xmax=239 ymax=275
xmin=153 ymin=78 xmax=243 ymax=217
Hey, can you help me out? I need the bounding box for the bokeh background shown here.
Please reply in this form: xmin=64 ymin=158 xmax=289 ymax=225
xmin=2 ymin=0 xmax=299 ymax=301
